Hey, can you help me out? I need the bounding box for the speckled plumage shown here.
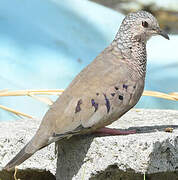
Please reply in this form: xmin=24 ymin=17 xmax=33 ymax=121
xmin=4 ymin=10 xmax=169 ymax=170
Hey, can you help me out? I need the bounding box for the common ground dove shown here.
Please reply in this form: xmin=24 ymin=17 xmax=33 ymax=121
xmin=4 ymin=10 xmax=169 ymax=170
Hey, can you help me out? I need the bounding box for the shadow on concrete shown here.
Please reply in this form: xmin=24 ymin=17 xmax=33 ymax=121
xmin=0 ymin=168 xmax=55 ymax=180
xmin=90 ymin=165 xmax=178 ymax=180
xmin=92 ymin=125 xmax=178 ymax=136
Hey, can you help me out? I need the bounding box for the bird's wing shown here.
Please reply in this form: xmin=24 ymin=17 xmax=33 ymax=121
xmin=39 ymin=47 xmax=144 ymax=144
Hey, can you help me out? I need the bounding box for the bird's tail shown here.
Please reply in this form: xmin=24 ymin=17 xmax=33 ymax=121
xmin=4 ymin=124 xmax=84 ymax=170
xmin=4 ymin=141 xmax=35 ymax=171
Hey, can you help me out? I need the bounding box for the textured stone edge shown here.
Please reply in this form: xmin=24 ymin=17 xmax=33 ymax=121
xmin=0 ymin=109 xmax=178 ymax=180
xmin=0 ymin=117 xmax=56 ymax=180
xmin=56 ymin=109 xmax=178 ymax=180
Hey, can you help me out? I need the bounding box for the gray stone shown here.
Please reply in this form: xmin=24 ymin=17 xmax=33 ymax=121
xmin=56 ymin=109 xmax=178 ymax=180
xmin=0 ymin=109 xmax=178 ymax=180
xmin=0 ymin=117 xmax=56 ymax=180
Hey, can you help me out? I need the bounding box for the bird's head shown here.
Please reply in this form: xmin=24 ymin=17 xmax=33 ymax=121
xmin=117 ymin=10 xmax=169 ymax=43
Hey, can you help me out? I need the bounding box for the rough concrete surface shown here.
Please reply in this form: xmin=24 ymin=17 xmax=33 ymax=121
xmin=0 ymin=117 xmax=56 ymax=180
xmin=0 ymin=109 xmax=178 ymax=180
xmin=56 ymin=109 xmax=178 ymax=180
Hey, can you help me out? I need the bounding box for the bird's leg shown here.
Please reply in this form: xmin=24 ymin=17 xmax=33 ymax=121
xmin=94 ymin=127 xmax=136 ymax=136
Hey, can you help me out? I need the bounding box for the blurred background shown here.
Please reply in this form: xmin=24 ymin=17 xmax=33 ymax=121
xmin=0 ymin=0 xmax=177 ymax=121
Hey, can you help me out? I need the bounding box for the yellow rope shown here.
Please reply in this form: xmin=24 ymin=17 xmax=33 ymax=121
xmin=143 ymin=90 xmax=178 ymax=101
xmin=0 ymin=89 xmax=177 ymax=100
xmin=0 ymin=89 xmax=177 ymax=119
xmin=0 ymin=104 xmax=33 ymax=119
xmin=0 ymin=89 xmax=63 ymax=96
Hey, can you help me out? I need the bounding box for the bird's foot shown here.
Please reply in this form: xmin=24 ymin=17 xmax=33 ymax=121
xmin=94 ymin=127 xmax=136 ymax=136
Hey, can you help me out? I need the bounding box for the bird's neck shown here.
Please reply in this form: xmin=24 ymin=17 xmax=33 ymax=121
xmin=114 ymin=32 xmax=147 ymax=77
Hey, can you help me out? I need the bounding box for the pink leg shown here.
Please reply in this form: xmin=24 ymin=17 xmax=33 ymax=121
xmin=94 ymin=127 xmax=136 ymax=135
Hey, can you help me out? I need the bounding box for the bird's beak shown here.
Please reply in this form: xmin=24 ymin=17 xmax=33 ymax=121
xmin=157 ymin=28 xmax=169 ymax=40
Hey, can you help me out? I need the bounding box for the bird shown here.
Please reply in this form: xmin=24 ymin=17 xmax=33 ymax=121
xmin=4 ymin=10 xmax=169 ymax=170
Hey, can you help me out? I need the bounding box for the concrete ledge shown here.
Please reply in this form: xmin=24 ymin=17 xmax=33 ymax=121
xmin=0 ymin=109 xmax=178 ymax=180
xmin=56 ymin=109 xmax=178 ymax=180
xmin=0 ymin=117 xmax=56 ymax=180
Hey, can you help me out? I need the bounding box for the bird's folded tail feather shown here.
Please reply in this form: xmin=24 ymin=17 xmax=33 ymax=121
xmin=4 ymin=125 xmax=90 ymax=171
xmin=4 ymin=142 xmax=34 ymax=171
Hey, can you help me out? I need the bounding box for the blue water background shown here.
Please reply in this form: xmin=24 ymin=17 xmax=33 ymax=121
xmin=0 ymin=0 xmax=177 ymax=121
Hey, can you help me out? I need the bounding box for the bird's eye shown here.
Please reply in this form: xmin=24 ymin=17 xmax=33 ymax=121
xmin=142 ymin=21 xmax=148 ymax=28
